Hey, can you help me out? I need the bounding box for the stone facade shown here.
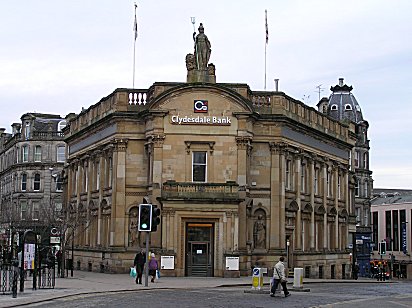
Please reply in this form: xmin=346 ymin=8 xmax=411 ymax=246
xmin=64 ymin=82 xmax=358 ymax=278
xmin=0 ymin=113 xmax=67 ymax=246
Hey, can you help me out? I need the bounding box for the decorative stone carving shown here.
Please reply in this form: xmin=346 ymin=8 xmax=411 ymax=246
xmin=129 ymin=207 xmax=138 ymax=247
xmin=253 ymin=214 xmax=266 ymax=249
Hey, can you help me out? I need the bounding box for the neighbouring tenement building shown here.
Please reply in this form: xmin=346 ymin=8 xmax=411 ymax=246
xmin=317 ymin=78 xmax=373 ymax=277
xmin=371 ymin=189 xmax=412 ymax=280
xmin=0 ymin=113 xmax=67 ymax=250
xmin=63 ymin=24 xmax=359 ymax=278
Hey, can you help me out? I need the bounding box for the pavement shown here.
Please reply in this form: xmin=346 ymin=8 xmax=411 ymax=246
xmin=0 ymin=271 xmax=389 ymax=308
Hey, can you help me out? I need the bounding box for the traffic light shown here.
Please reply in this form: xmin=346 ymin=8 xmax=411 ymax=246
xmin=138 ymin=204 xmax=152 ymax=231
xmin=151 ymin=206 xmax=161 ymax=232
xmin=379 ymin=241 xmax=386 ymax=255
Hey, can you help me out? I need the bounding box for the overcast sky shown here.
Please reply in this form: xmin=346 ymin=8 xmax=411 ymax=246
xmin=1 ymin=0 xmax=411 ymax=189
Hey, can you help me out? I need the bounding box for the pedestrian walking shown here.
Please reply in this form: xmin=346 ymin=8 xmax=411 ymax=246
xmin=134 ymin=248 xmax=146 ymax=284
xmin=55 ymin=249 xmax=62 ymax=277
xmin=270 ymin=256 xmax=290 ymax=298
xmin=148 ymin=253 xmax=158 ymax=283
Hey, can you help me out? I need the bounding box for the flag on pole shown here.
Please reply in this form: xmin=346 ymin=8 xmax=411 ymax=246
xmin=134 ymin=3 xmax=138 ymax=40
xmin=265 ymin=9 xmax=268 ymax=44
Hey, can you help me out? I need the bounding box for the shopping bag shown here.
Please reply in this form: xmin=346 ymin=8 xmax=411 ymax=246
xmin=156 ymin=270 xmax=160 ymax=280
xmin=130 ymin=267 xmax=137 ymax=278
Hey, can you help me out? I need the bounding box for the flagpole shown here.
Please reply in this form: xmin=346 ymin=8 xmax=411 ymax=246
xmin=133 ymin=3 xmax=138 ymax=89
xmin=264 ymin=9 xmax=268 ymax=90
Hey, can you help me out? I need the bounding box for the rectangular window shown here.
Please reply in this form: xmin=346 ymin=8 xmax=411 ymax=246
xmin=34 ymin=145 xmax=42 ymax=162
xmin=337 ymin=175 xmax=341 ymax=199
xmin=355 ymin=180 xmax=359 ymax=197
xmin=356 ymin=207 xmax=361 ymax=223
xmin=108 ymin=157 xmax=113 ymax=187
xmin=21 ymin=201 xmax=27 ymax=220
xmin=96 ymin=161 xmax=100 ymax=190
xmin=192 ymin=151 xmax=207 ymax=182
xmin=285 ymin=159 xmax=291 ymax=190
xmin=354 ymin=150 xmax=360 ymax=168
xmin=22 ymin=146 xmax=29 ymax=162
xmin=364 ymin=181 xmax=368 ymax=198
xmin=363 ymin=152 xmax=368 ymax=169
xmin=327 ymin=171 xmax=331 ymax=197
xmin=385 ymin=210 xmax=392 ymax=251
xmin=364 ymin=207 xmax=369 ymax=226
xmin=314 ymin=168 xmax=319 ymax=195
xmin=300 ymin=163 xmax=306 ymax=193
xmin=393 ymin=210 xmax=399 ymax=251
xmin=21 ymin=174 xmax=27 ymax=191
xmin=84 ymin=168 xmax=88 ymax=192
xmin=372 ymin=212 xmax=378 ymax=250
xmin=57 ymin=146 xmax=65 ymax=162
xmin=32 ymin=201 xmax=40 ymax=220
xmin=33 ymin=173 xmax=41 ymax=191
xmin=56 ymin=175 xmax=63 ymax=192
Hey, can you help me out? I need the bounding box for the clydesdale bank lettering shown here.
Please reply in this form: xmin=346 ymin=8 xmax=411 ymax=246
xmin=171 ymin=115 xmax=231 ymax=125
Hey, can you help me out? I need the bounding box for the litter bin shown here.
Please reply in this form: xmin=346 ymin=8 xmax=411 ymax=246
xmin=66 ymin=258 xmax=73 ymax=271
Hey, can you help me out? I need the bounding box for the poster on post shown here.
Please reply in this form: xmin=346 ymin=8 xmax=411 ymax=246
xmin=24 ymin=243 xmax=35 ymax=270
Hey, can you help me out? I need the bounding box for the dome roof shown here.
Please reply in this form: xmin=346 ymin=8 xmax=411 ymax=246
xmin=327 ymin=78 xmax=363 ymax=123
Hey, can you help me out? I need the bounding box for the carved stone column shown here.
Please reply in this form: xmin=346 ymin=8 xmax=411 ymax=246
xmin=269 ymin=142 xmax=286 ymax=250
xmin=110 ymin=138 xmax=128 ymax=247
xmin=309 ymin=156 xmax=315 ymax=250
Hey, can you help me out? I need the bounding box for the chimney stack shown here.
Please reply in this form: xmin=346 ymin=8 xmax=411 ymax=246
xmin=274 ymin=79 xmax=279 ymax=91
xmin=339 ymin=78 xmax=344 ymax=86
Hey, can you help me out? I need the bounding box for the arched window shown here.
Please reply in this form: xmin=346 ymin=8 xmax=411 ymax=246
xmin=331 ymin=104 xmax=338 ymax=111
xmin=344 ymin=104 xmax=352 ymax=110
xmin=58 ymin=120 xmax=67 ymax=132
xmin=33 ymin=173 xmax=41 ymax=191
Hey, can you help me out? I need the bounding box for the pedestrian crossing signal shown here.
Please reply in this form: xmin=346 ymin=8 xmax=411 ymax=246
xmin=138 ymin=204 xmax=152 ymax=231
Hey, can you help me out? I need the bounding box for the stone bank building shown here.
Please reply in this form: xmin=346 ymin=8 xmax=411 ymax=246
xmin=64 ymin=27 xmax=360 ymax=278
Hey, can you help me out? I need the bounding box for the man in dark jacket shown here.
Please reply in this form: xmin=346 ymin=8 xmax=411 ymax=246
xmin=134 ymin=248 xmax=146 ymax=284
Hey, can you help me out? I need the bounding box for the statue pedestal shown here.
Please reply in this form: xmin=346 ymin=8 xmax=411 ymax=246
xmin=187 ymin=69 xmax=216 ymax=83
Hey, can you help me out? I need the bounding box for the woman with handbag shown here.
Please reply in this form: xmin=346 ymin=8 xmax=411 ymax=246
xmin=270 ymin=256 xmax=290 ymax=298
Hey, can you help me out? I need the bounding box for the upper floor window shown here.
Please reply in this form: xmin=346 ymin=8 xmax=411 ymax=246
xmin=32 ymin=201 xmax=40 ymax=220
xmin=108 ymin=157 xmax=113 ymax=187
xmin=354 ymin=150 xmax=360 ymax=168
xmin=344 ymin=104 xmax=352 ymax=110
xmin=21 ymin=201 xmax=28 ymax=220
xmin=34 ymin=145 xmax=42 ymax=162
xmin=331 ymin=104 xmax=338 ymax=111
xmin=314 ymin=168 xmax=319 ymax=195
xmin=33 ymin=173 xmax=41 ymax=191
xmin=285 ymin=159 xmax=292 ymax=190
xmin=363 ymin=152 xmax=368 ymax=169
xmin=300 ymin=163 xmax=306 ymax=193
xmin=364 ymin=180 xmax=369 ymax=198
xmin=96 ymin=161 xmax=100 ymax=190
xmin=24 ymin=123 xmax=30 ymax=140
xmin=337 ymin=175 xmax=341 ymax=199
xmin=56 ymin=175 xmax=63 ymax=192
xmin=192 ymin=151 xmax=207 ymax=182
xmin=21 ymin=173 xmax=27 ymax=191
xmin=22 ymin=146 xmax=29 ymax=162
xmin=327 ymin=170 xmax=331 ymax=197
xmin=57 ymin=146 xmax=65 ymax=162
xmin=355 ymin=179 xmax=360 ymax=197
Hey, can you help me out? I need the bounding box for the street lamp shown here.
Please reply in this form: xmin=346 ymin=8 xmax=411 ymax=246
xmin=286 ymin=239 xmax=290 ymax=268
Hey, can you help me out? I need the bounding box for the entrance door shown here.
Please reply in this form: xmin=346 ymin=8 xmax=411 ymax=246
xmin=186 ymin=223 xmax=213 ymax=276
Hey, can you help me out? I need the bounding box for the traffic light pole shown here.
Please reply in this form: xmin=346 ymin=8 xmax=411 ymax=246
xmin=144 ymin=231 xmax=150 ymax=287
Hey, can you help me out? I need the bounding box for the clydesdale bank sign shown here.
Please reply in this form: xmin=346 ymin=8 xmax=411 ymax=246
xmin=170 ymin=100 xmax=232 ymax=125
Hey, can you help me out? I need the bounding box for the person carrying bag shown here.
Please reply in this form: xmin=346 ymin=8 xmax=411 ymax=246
xmin=270 ymin=256 xmax=290 ymax=298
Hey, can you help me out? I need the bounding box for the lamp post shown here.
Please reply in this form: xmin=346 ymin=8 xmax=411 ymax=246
xmin=286 ymin=239 xmax=290 ymax=269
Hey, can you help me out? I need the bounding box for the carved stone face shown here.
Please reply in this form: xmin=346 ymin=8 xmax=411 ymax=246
xmin=186 ymin=53 xmax=196 ymax=70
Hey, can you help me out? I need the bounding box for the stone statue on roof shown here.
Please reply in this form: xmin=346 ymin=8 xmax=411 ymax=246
xmin=193 ymin=23 xmax=211 ymax=70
